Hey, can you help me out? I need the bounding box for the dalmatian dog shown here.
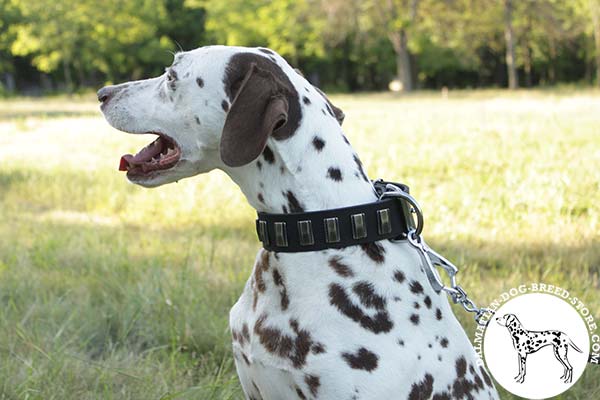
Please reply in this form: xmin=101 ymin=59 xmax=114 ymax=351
xmin=98 ymin=45 xmax=499 ymax=399
xmin=496 ymin=313 xmax=582 ymax=384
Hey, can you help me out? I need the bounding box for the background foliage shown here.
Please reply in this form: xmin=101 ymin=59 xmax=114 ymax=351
xmin=2 ymin=0 xmax=600 ymax=93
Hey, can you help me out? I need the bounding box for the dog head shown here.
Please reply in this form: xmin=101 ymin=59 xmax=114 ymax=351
xmin=98 ymin=45 xmax=344 ymax=188
xmin=496 ymin=313 xmax=520 ymax=328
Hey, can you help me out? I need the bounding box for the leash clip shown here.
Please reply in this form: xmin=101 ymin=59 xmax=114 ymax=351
xmin=374 ymin=178 xmax=493 ymax=326
xmin=407 ymin=229 xmax=493 ymax=326
xmin=407 ymin=230 xmax=457 ymax=293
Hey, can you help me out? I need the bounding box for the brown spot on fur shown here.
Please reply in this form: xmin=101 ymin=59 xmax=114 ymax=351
xmin=440 ymin=337 xmax=449 ymax=348
xmin=311 ymin=343 xmax=326 ymax=354
xmin=262 ymin=145 xmax=275 ymax=164
xmin=252 ymin=381 xmax=261 ymax=396
xmin=408 ymin=374 xmax=434 ymax=400
xmin=328 ymin=256 xmax=354 ymax=277
xmin=410 ymin=281 xmax=424 ymax=294
xmin=394 ymin=270 xmax=405 ymax=283
xmin=253 ymin=314 xmax=314 ymax=368
xmin=341 ymin=347 xmax=378 ymax=372
xmin=480 ymin=366 xmax=493 ymax=387
xmin=194 ymin=116 xmax=201 ymax=125
xmin=221 ymin=100 xmax=229 ymax=112
xmin=328 ymin=283 xmax=393 ymax=333
xmin=242 ymin=324 xmax=251 ymax=342
xmin=295 ymin=386 xmax=306 ymax=399
xmin=272 ymin=268 xmax=289 ymax=311
xmin=258 ymin=47 xmax=275 ymax=55
xmin=360 ymin=242 xmax=386 ymax=263
xmin=254 ymin=251 xmax=270 ymax=293
xmin=353 ymin=154 xmax=369 ymax=182
xmin=302 ymin=96 xmax=311 ymax=105
xmin=196 ymin=77 xmax=204 ymax=87
xmin=242 ymin=353 xmax=251 ymax=365
xmin=424 ymin=296 xmax=432 ymax=309
xmin=304 ymin=375 xmax=320 ymax=397
xmin=410 ymin=314 xmax=420 ymax=325
xmin=252 ymin=250 xmax=270 ymax=310
xmin=450 ymin=358 xmax=486 ymax=399
xmin=456 ymin=356 xmax=467 ymax=378
xmin=352 ymin=282 xmax=385 ymax=310
xmin=312 ymin=136 xmax=325 ymax=151
xmin=258 ymin=193 xmax=265 ymax=203
xmin=231 ymin=329 xmax=240 ymax=344
xmin=327 ymin=167 xmax=343 ymax=181
xmin=272 ymin=268 xmax=283 ymax=285
xmin=436 ymin=308 xmax=443 ymax=320
xmin=285 ymin=191 xmax=304 ymax=213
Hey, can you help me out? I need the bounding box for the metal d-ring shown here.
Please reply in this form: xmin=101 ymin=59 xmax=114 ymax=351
xmin=379 ymin=184 xmax=424 ymax=237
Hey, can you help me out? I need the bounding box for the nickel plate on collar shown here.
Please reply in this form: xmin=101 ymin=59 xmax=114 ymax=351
xmin=274 ymin=222 xmax=288 ymax=247
xmin=324 ymin=217 xmax=340 ymax=243
xmin=258 ymin=220 xmax=269 ymax=245
xmin=351 ymin=213 xmax=367 ymax=239
xmin=377 ymin=208 xmax=392 ymax=235
xmin=297 ymin=220 xmax=315 ymax=246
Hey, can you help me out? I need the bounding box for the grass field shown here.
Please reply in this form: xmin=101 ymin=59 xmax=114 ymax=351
xmin=1 ymin=90 xmax=599 ymax=399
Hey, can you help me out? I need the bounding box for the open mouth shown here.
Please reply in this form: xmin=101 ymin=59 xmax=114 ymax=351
xmin=119 ymin=133 xmax=181 ymax=177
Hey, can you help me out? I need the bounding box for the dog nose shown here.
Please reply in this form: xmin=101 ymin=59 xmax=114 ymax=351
xmin=97 ymin=86 xmax=115 ymax=104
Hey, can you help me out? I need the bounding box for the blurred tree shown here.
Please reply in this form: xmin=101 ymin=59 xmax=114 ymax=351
xmin=503 ymin=0 xmax=518 ymax=89
xmin=0 ymin=0 xmax=597 ymax=93
xmin=160 ymin=0 xmax=206 ymax=51
xmin=198 ymin=0 xmax=325 ymax=64
xmin=9 ymin=0 xmax=178 ymax=90
xmin=368 ymin=0 xmax=419 ymax=92
xmin=0 ymin=0 xmax=20 ymax=92
xmin=588 ymin=0 xmax=600 ymax=85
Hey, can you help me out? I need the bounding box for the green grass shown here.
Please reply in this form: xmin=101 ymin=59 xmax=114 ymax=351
xmin=1 ymin=89 xmax=599 ymax=399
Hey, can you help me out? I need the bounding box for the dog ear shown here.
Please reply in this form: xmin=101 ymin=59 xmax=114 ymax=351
xmin=220 ymin=63 xmax=290 ymax=167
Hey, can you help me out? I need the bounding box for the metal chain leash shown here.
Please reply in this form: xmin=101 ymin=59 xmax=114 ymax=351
xmin=373 ymin=179 xmax=494 ymax=326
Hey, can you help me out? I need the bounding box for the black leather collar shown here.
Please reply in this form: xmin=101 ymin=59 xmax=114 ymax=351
xmin=256 ymin=181 xmax=415 ymax=252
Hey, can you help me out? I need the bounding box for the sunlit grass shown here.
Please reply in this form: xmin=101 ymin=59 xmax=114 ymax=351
xmin=0 ymin=90 xmax=599 ymax=399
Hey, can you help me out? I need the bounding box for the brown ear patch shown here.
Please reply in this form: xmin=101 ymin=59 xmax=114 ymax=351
xmin=223 ymin=52 xmax=301 ymax=141
xmin=220 ymin=63 xmax=291 ymax=167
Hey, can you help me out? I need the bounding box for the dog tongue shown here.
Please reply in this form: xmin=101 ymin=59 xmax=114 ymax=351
xmin=119 ymin=155 xmax=133 ymax=171
xmin=118 ymin=138 xmax=163 ymax=171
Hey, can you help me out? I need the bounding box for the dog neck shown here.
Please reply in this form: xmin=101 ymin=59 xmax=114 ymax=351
xmin=223 ymin=111 xmax=377 ymax=214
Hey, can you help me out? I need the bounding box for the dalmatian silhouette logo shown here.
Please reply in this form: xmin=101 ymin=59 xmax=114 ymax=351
xmin=483 ymin=292 xmax=591 ymax=399
xmin=495 ymin=313 xmax=583 ymax=384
